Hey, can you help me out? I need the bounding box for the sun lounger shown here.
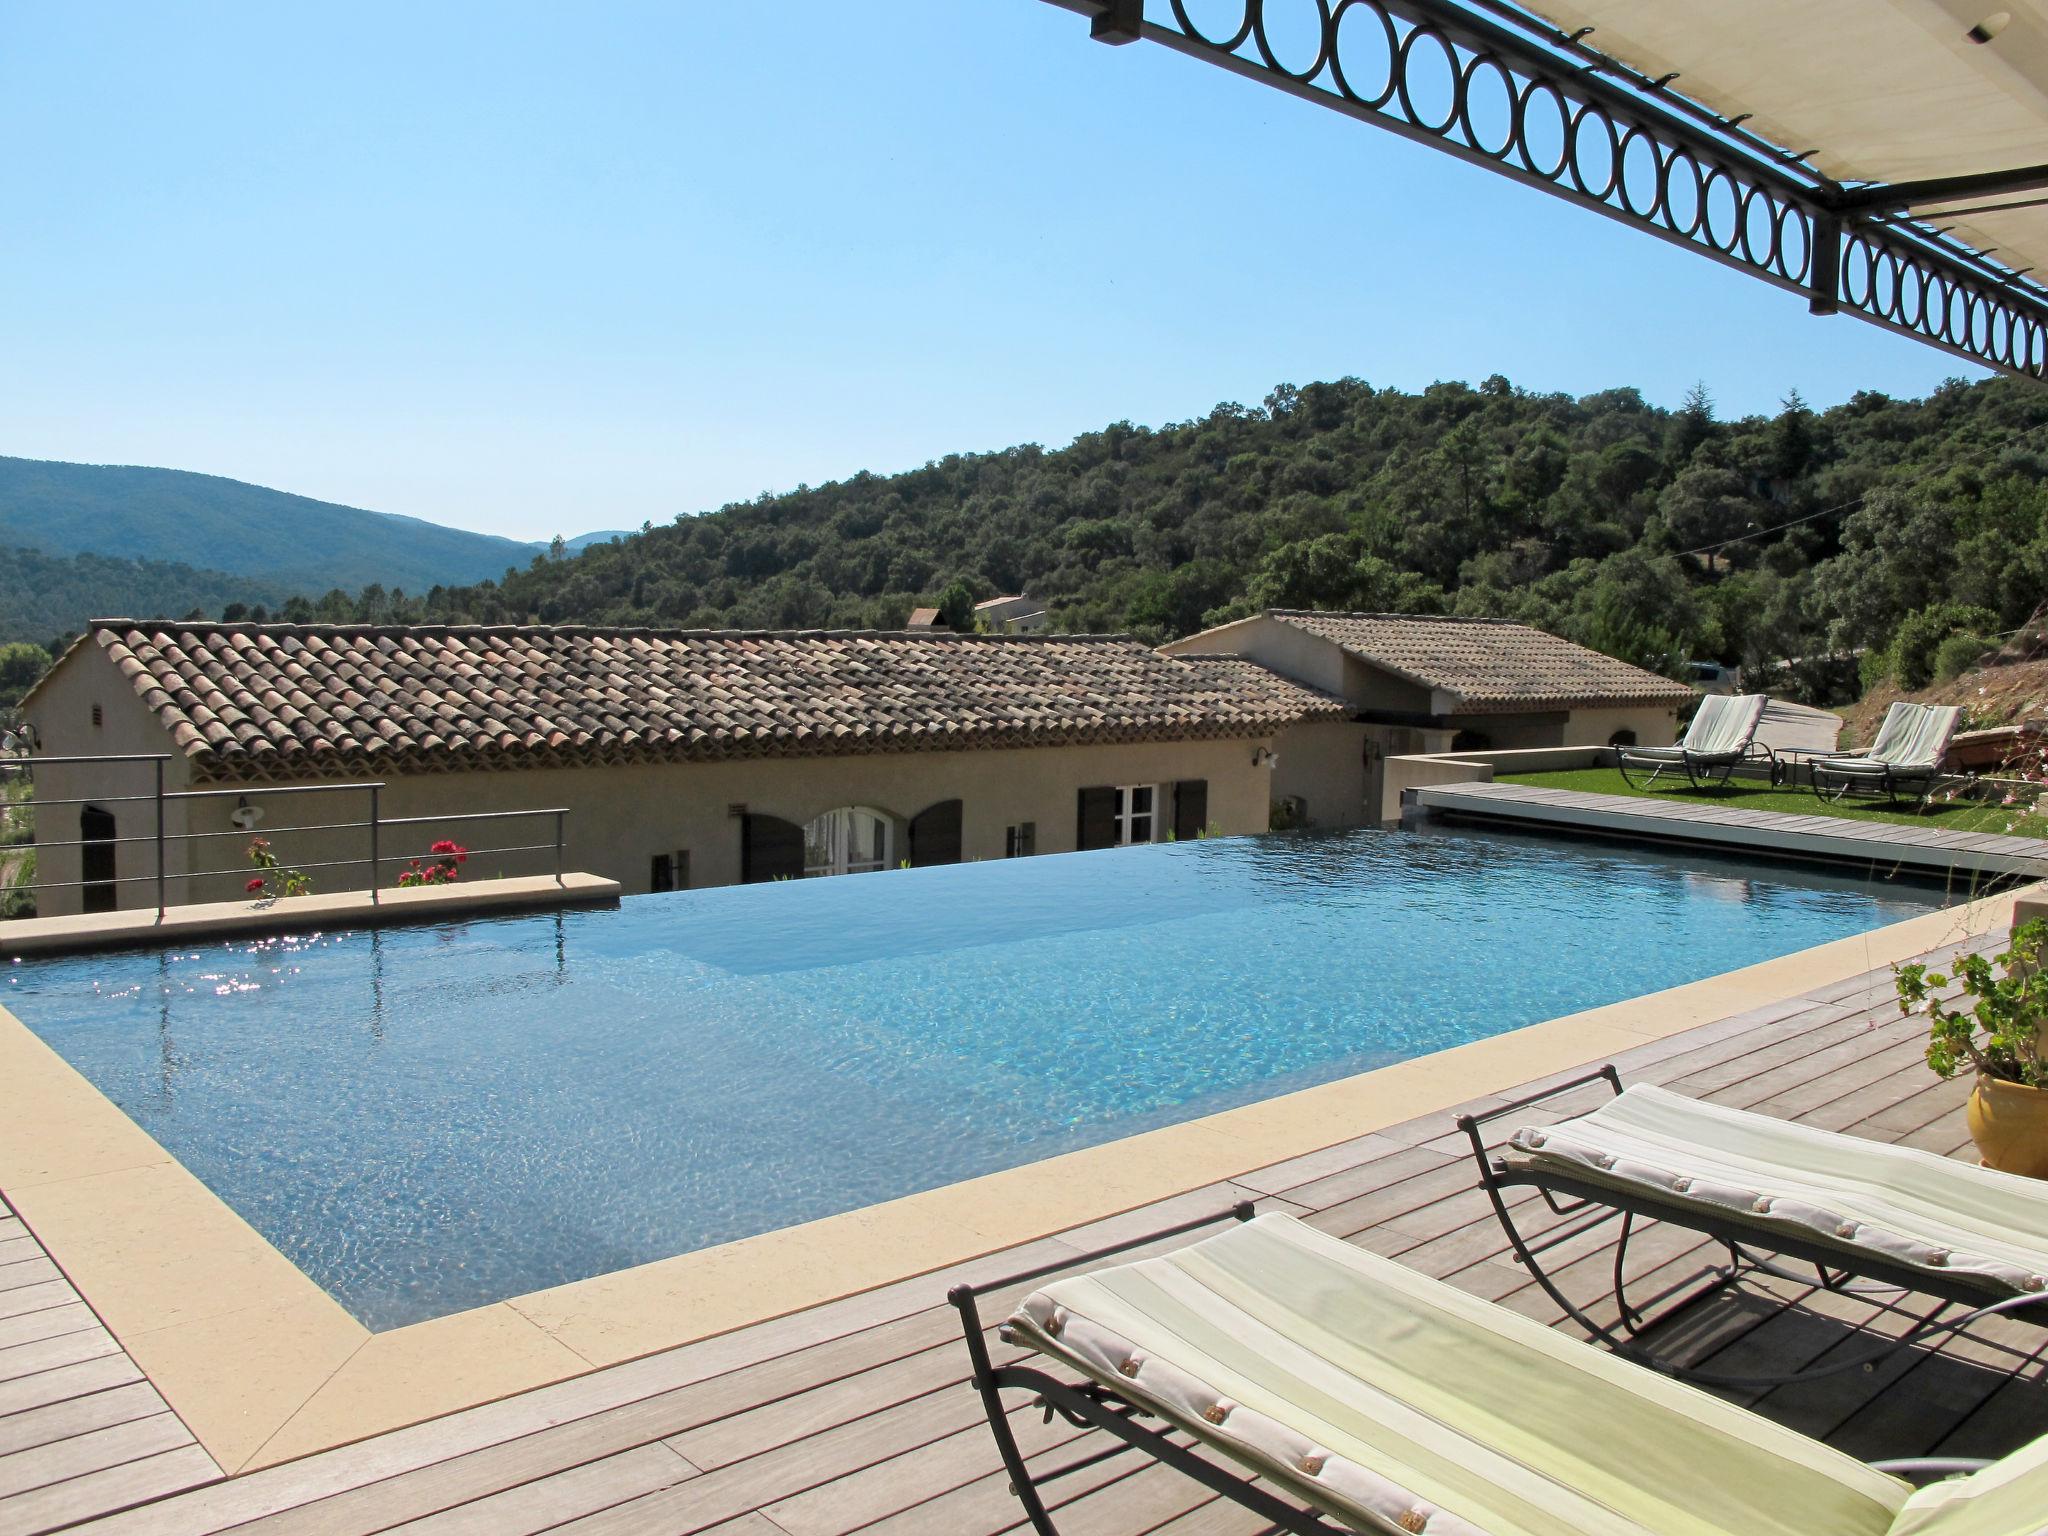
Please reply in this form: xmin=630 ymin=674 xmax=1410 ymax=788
xmin=1616 ymin=692 xmax=1774 ymax=790
xmin=952 ymin=1206 xmax=2048 ymax=1535
xmin=1462 ymin=1071 xmax=2048 ymax=1386
xmin=1808 ymin=702 xmax=1962 ymax=806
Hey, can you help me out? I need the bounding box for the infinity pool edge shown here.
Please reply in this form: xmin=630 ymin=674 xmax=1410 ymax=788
xmin=0 ymin=886 xmax=2028 ymax=1476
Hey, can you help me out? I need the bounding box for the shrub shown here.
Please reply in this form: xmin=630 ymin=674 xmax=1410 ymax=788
xmin=1933 ymin=631 xmax=1993 ymax=683
xmin=1890 ymin=602 xmax=2000 ymax=690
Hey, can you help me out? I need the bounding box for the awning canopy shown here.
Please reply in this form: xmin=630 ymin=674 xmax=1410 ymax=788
xmin=1045 ymin=0 xmax=2048 ymax=380
xmin=1529 ymin=1 xmax=2048 ymax=299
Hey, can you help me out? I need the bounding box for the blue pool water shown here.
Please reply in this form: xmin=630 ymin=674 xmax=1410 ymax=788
xmin=6 ymin=824 xmax=1943 ymax=1329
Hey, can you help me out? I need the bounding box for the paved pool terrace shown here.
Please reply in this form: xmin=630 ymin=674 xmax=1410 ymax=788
xmin=0 ymin=869 xmax=2038 ymax=1533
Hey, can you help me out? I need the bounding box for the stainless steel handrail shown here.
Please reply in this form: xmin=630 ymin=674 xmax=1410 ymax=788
xmin=1 ymin=754 xmax=570 ymax=919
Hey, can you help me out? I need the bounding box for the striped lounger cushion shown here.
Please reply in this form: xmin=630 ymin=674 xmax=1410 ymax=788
xmin=1007 ymin=1212 xmax=1924 ymax=1536
xmin=1500 ymin=1085 xmax=2048 ymax=1299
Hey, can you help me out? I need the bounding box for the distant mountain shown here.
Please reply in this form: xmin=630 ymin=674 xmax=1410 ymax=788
xmin=0 ymin=545 xmax=278 ymax=645
xmin=0 ymin=456 xmax=537 ymax=598
xmin=558 ymin=530 xmax=632 ymax=554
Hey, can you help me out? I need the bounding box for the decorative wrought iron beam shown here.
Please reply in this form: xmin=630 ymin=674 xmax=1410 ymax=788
xmin=1038 ymin=0 xmax=2048 ymax=381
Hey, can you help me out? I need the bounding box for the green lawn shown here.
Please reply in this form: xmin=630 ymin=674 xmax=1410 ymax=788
xmin=1503 ymin=767 xmax=2048 ymax=841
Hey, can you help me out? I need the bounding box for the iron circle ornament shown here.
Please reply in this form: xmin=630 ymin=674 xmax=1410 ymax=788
xmin=1565 ymin=102 xmax=1620 ymax=201
xmin=1456 ymin=51 xmax=1517 ymax=159
xmin=1512 ymin=77 xmax=1570 ymax=179
xmin=1394 ymin=21 xmax=1462 ymax=136
xmin=1329 ymin=0 xmax=1400 ymax=108
xmin=1661 ymin=148 xmax=1705 ymax=238
xmin=1170 ymin=0 xmax=1255 ymax=52
xmin=1615 ymin=123 xmax=1663 ymax=221
xmin=1250 ymin=0 xmax=1335 ymax=80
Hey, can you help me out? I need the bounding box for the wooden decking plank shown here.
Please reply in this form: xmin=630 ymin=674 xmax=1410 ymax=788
xmin=0 ymin=1301 xmax=100 ymax=1353
xmin=0 ymin=1412 xmax=196 ymax=1500
xmin=0 ymin=1444 xmax=219 ymax=1536
xmin=0 ymin=1382 xmax=175 ymax=1459
xmin=383 ymin=1444 xmax=699 ymax=1536
xmin=0 ymin=1354 xmax=144 ymax=1419
xmin=0 ymin=1259 xmax=62 ymax=1296
xmin=0 ymin=1283 xmax=74 ymax=1324
xmin=0 ymin=1326 xmax=123 ymax=1386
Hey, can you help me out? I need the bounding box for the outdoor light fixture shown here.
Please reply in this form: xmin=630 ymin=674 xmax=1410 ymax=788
xmin=231 ymin=796 xmax=265 ymax=830
xmin=1252 ymin=747 xmax=1278 ymax=769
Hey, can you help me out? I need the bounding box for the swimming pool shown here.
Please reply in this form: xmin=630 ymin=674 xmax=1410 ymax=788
xmin=4 ymin=824 xmax=1942 ymax=1329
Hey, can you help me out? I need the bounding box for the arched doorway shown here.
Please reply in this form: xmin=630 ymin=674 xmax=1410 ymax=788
xmin=80 ymin=804 xmax=117 ymax=913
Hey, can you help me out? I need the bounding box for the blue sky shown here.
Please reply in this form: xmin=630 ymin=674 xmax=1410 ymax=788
xmin=0 ymin=1 xmax=1985 ymax=544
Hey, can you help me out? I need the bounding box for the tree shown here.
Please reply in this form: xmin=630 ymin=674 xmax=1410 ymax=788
xmin=934 ymin=580 xmax=977 ymax=632
xmin=0 ymin=642 xmax=50 ymax=707
xmin=1665 ymin=380 xmax=1715 ymax=470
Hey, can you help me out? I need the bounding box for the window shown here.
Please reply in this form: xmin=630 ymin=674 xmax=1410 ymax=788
xmin=650 ymin=850 xmax=689 ymax=892
xmin=802 ymin=806 xmax=893 ymax=877
xmin=1005 ymin=822 xmax=1036 ymax=858
xmin=1114 ymin=785 xmax=1155 ymax=846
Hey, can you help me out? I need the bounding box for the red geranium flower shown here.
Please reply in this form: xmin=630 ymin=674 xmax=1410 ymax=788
xmin=246 ymin=877 xmax=265 ymax=893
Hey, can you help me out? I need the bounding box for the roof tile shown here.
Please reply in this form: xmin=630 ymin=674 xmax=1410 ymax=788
xmin=1265 ymin=611 xmax=1693 ymax=711
xmin=70 ymin=621 xmax=1345 ymax=782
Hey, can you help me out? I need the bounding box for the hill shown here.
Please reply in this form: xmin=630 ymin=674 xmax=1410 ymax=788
xmin=0 ymin=456 xmax=536 ymax=599
xmin=248 ymin=373 xmax=2048 ymax=714
xmin=0 ymin=545 xmax=277 ymax=647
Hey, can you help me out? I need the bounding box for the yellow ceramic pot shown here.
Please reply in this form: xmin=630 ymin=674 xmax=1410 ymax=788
xmin=1967 ymin=1074 xmax=2048 ymax=1179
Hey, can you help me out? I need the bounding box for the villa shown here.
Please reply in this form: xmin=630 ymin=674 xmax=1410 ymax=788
xmin=1163 ymin=610 xmax=1692 ymax=824
xmin=17 ymin=619 xmax=1347 ymax=911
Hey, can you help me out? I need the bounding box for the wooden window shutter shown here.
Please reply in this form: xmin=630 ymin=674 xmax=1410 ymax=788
xmin=740 ymin=813 xmax=804 ymax=883
xmin=1076 ymin=786 xmax=1118 ymax=851
xmin=908 ymin=799 xmax=963 ymax=867
xmin=1172 ymin=779 xmax=1209 ymax=841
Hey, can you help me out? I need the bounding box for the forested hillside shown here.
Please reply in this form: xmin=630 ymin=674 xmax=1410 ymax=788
xmin=166 ymin=375 xmax=2048 ymax=702
xmin=0 ymin=456 xmax=537 ymax=598
xmin=0 ymin=545 xmax=278 ymax=648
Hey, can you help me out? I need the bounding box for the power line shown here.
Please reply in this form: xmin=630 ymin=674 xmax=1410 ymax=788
xmin=1672 ymin=417 xmax=2048 ymax=559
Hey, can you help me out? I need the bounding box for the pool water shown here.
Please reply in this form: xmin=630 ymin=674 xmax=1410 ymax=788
xmin=5 ymin=824 xmax=1943 ymax=1329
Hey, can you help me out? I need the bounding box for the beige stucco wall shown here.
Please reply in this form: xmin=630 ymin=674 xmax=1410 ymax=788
xmin=1558 ymin=703 xmax=1682 ymax=749
xmin=19 ymin=646 xmax=203 ymax=914
xmin=1270 ymin=720 xmax=1369 ymax=830
xmin=19 ymin=649 xmax=1287 ymax=913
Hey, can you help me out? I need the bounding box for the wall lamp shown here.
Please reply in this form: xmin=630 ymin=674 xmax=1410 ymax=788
xmin=1252 ymin=747 xmax=1279 ymax=769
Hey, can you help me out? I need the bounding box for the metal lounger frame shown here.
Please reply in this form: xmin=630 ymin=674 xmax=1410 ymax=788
xmin=1807 ymin=755 xmax=1945 ymax=808
xmin=1617 ymin=739 xmax=1779 ymax=792
xmin=950 ymin=1201 xmax=1350 ymax=1536
xmin=1459 ymin=1066 xmax=2048 ymax=1389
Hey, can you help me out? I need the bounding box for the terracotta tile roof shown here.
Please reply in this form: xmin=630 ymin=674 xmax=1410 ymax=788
xmin=1267 ymin=611 xmax=1694 ymax=712
xmin=63 ymin=621 xmax=1346 ymax=782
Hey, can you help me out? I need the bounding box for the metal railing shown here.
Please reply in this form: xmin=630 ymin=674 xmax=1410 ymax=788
xmin=0 ymin=753 xmax=569 ymax=920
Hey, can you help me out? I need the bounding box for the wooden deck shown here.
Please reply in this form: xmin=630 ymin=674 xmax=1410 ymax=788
xmin=1412 ymin=779 xmax=2048 ymax=880
xmin=5 ymin=934 xmax=2046 ymax=1535
xmin=0 ymin=1196 xmax=219 ymax=1533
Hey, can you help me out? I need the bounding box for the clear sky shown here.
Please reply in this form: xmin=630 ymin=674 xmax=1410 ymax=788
xmin=0 ymin=1 xmax=1987 ymax=544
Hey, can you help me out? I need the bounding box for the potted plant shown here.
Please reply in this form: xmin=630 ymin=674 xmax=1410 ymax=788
xmin=1896 ymin=917 xmax=2048 ymax=1177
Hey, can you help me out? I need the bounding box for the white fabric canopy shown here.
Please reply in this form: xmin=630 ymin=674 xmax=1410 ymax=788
xmin=1524 ymin=1 xmax=2048 ymax=283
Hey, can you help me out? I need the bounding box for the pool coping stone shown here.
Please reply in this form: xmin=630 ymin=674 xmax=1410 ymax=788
xmin=0 ymin=872 xmax=623 ymax=959
xmin=0 ymin=881 xmax=2031 ymax=1475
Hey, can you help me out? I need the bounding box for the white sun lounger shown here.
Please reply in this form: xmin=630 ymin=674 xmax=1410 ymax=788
xmin=953 ymin=1209 xmax=2048 ymax=1535
xmin=1808 ymin=702 xmax=1962 ymax=805
xmin=1616 ymin=692 xmax=1774 ymax=790
xmin=1461 ymin=1073 xmax=2048 ymax=1387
